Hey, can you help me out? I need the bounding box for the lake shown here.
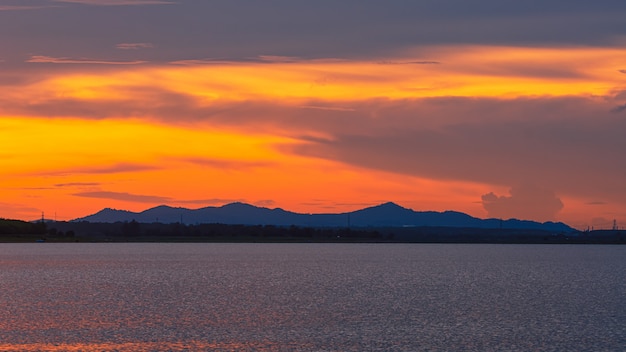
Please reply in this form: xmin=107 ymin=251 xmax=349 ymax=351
xmin=0 ymin=243 xmax=624 ymax=351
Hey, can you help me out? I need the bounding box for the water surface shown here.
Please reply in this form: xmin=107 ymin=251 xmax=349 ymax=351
xmin=0 ymin=244 xmax=624 ymax=351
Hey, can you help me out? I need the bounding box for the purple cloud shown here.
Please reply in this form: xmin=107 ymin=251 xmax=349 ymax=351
xmin=73 ymin=191 xmax=171 ymax=203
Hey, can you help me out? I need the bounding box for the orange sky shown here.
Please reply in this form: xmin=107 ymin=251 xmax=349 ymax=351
xmin=1 ymin=45 xmax=626 ymax=229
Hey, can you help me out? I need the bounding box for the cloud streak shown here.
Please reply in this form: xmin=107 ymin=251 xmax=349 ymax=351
xmin=27 ymin=56 xmax=147 ymax=65
xmin=55 ymin=182 xmax=102 ymax=187
xmin=54 ymin=0 xmax=176 ymax=5
xmin=116 ymin=43 xmax=154 ymax=50
xmin=40 ymin=163 xmax=159 ymax=176
xmin=180 ymin=158 xmax=274 ymax=170
xmin=0 ymin=6 xmax=55 ymax=11
xmin=73 ymin=191 xmax=171 ymax=203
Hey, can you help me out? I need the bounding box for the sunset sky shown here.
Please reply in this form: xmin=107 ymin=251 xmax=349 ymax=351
xmin=1 ymin=0 xmax=625 ymax=229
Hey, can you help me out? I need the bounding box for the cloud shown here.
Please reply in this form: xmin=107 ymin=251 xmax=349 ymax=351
xmin=180 ymin=158 xmax=274 ymax=170
xmin=54 ymin=0 xmax=176 ymax=5
xmin=481 ymin=185 xmax=564 ymax=222
xmin=619 ymin=70 xmax=626 ymax=74
xmin=176 ymin=198 xmax=244 ymax=205
xmin=253 ymin=199 xmax=276 ymax=207
xmin=73 ymin=191 xmax=171 ymax=203
xmin=0 ymin=202 xmax=41 ymax=215
xmin=611 ymin=104 xmax=626 ymax=113
xmin=27 ymin=55 xmax=146 ymax=65
xmin=40 ymin=163 xmax=159 ymax=176
xmin=116 ymin=43 xmax=154 ymax=50
xmin=376 ymin=60 xmax=441 ymax=65
xmin=55 ymin=182 xmax=102 ymax=187
xmin=284 ymin=96 xmax=626 ymax=204
xmin=298 ymin=105 xmax=356 ymax=112
xmin=169 ymin=59 xmax=237 ymax=66
xmin=257 ymin=55 xmax=302 ymax=63
xmin=586 ymin=201 xmax=608 ymax=205
xmin=0 ymin=1 xmax=624 ymax=72
xmin=0 ymin=6 xmax=54 ymax=11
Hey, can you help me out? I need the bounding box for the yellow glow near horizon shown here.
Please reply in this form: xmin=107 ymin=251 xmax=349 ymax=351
xmin=0 ymin=117 xmax=289 ymax=175
xmin=0 ymin=116 xmax=495 ymax=221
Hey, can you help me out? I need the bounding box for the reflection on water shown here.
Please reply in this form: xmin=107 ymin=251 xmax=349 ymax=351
xmin=0 ymin=243 xmax=624 ymax=351
xmin=0 ymin=341 xmax=307 ymax=352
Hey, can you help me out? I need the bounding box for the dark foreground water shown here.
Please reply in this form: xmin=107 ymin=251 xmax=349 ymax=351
xmin=0 ymin=244 xmax=624 ymax=351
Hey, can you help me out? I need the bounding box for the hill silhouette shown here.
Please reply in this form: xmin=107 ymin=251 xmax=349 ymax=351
xmin=74 ymin=202 xmax=574 ymax=232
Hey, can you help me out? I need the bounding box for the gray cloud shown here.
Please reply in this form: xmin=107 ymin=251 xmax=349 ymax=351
xmin=0 ymin=202 xmax=41 ymax=214
xmin=116 ymin=43 xmax=154 ymax=50
xmin=0 ymin=5 xmax=55 ymax=11
xmin=73 ymin=191 xmax=171 ymax=203
xmin=27 ymin=55 xmax=147 ymax=65
xmin=1 ymin=1 xmax=625 ymax=69
xmin=481 ymin=185 xmax=564 ymax=222
xmin=611 ymin=104 xmax=626 ymax=113
xmin=54 ymin=0 xmax=176 ymax=5
xmin=176 ymin=198 xmax=244 ymax=205
xmin=253 ymin=200 xmax=276 ymax=207
xmin=55 ymin=182 xmax=101 ymax=187
xmin=38 ymin=163 xmax=159 ymax=176
xmin=282 ymin=96 xmax=626 ymax=205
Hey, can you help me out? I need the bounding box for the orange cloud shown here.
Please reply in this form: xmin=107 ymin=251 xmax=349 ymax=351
xmin=1 ymin=45 xmax=626 ymax=225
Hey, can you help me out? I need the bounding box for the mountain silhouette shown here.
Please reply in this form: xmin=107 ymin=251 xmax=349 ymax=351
xmin=73 ymin=202 xmax=574 ymax=232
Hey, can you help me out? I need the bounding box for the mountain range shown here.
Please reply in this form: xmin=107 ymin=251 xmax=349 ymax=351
xmin=73 ymin=202 xmax=574 ymax=232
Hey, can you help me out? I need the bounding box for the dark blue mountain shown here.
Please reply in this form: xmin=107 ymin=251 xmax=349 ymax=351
xmin=73 ymin=202 xmax=574 ymax=232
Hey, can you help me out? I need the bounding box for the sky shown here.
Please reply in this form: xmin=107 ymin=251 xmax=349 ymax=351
xmin=1 ymin=0 xmax=625 ymax=229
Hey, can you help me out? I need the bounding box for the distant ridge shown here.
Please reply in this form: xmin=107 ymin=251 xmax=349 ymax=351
xmin=73 ymin=202 xmax=575 ymax=232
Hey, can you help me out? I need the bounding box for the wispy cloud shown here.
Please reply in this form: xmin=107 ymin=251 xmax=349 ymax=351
xmin=180 ymin=158 xmax=274 ymax=170
xmin=376 ymin=60 xmax=441 ymax=65
xmin=116 ymin=43 xmax=154 ymax=50
xmin=54 ymin=0 xmax=176 ymax=5
xmin=257 ymin=55 xmax=302 ymax=63
xmin=0 ymin=5 xmax=55 ymax=11
xmin=177 ymin=198 xmax=244 ymax=205
xmin=27 ymin=55 xmax=146 ymax=65
xmin=253 ymin=199 xmax=276 ymax=207
xmin=73 ymin=191 xmax=171 ymax=203
xmin=298 ymin=105 xmax=356 ymax=112
xmin=40 ymin=163 xmax=158 ymax=176
xmin=0 ymin=202 xmax=40 ymax=215
xmin=619 ymin=69 xmax=626 ymax=74
xmin=169 ymin=59 xmax=234 ymax=66
xmin=55 ymin=182 xmax=102 ymax=187
xmin=611 ymin=104 xmax=626 ymax=113
xmin=72 ymin=192 xmax=246 ymax=205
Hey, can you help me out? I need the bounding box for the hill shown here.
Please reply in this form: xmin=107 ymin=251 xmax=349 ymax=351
xmin=74 ymin=202 xmax=574 ymax=232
